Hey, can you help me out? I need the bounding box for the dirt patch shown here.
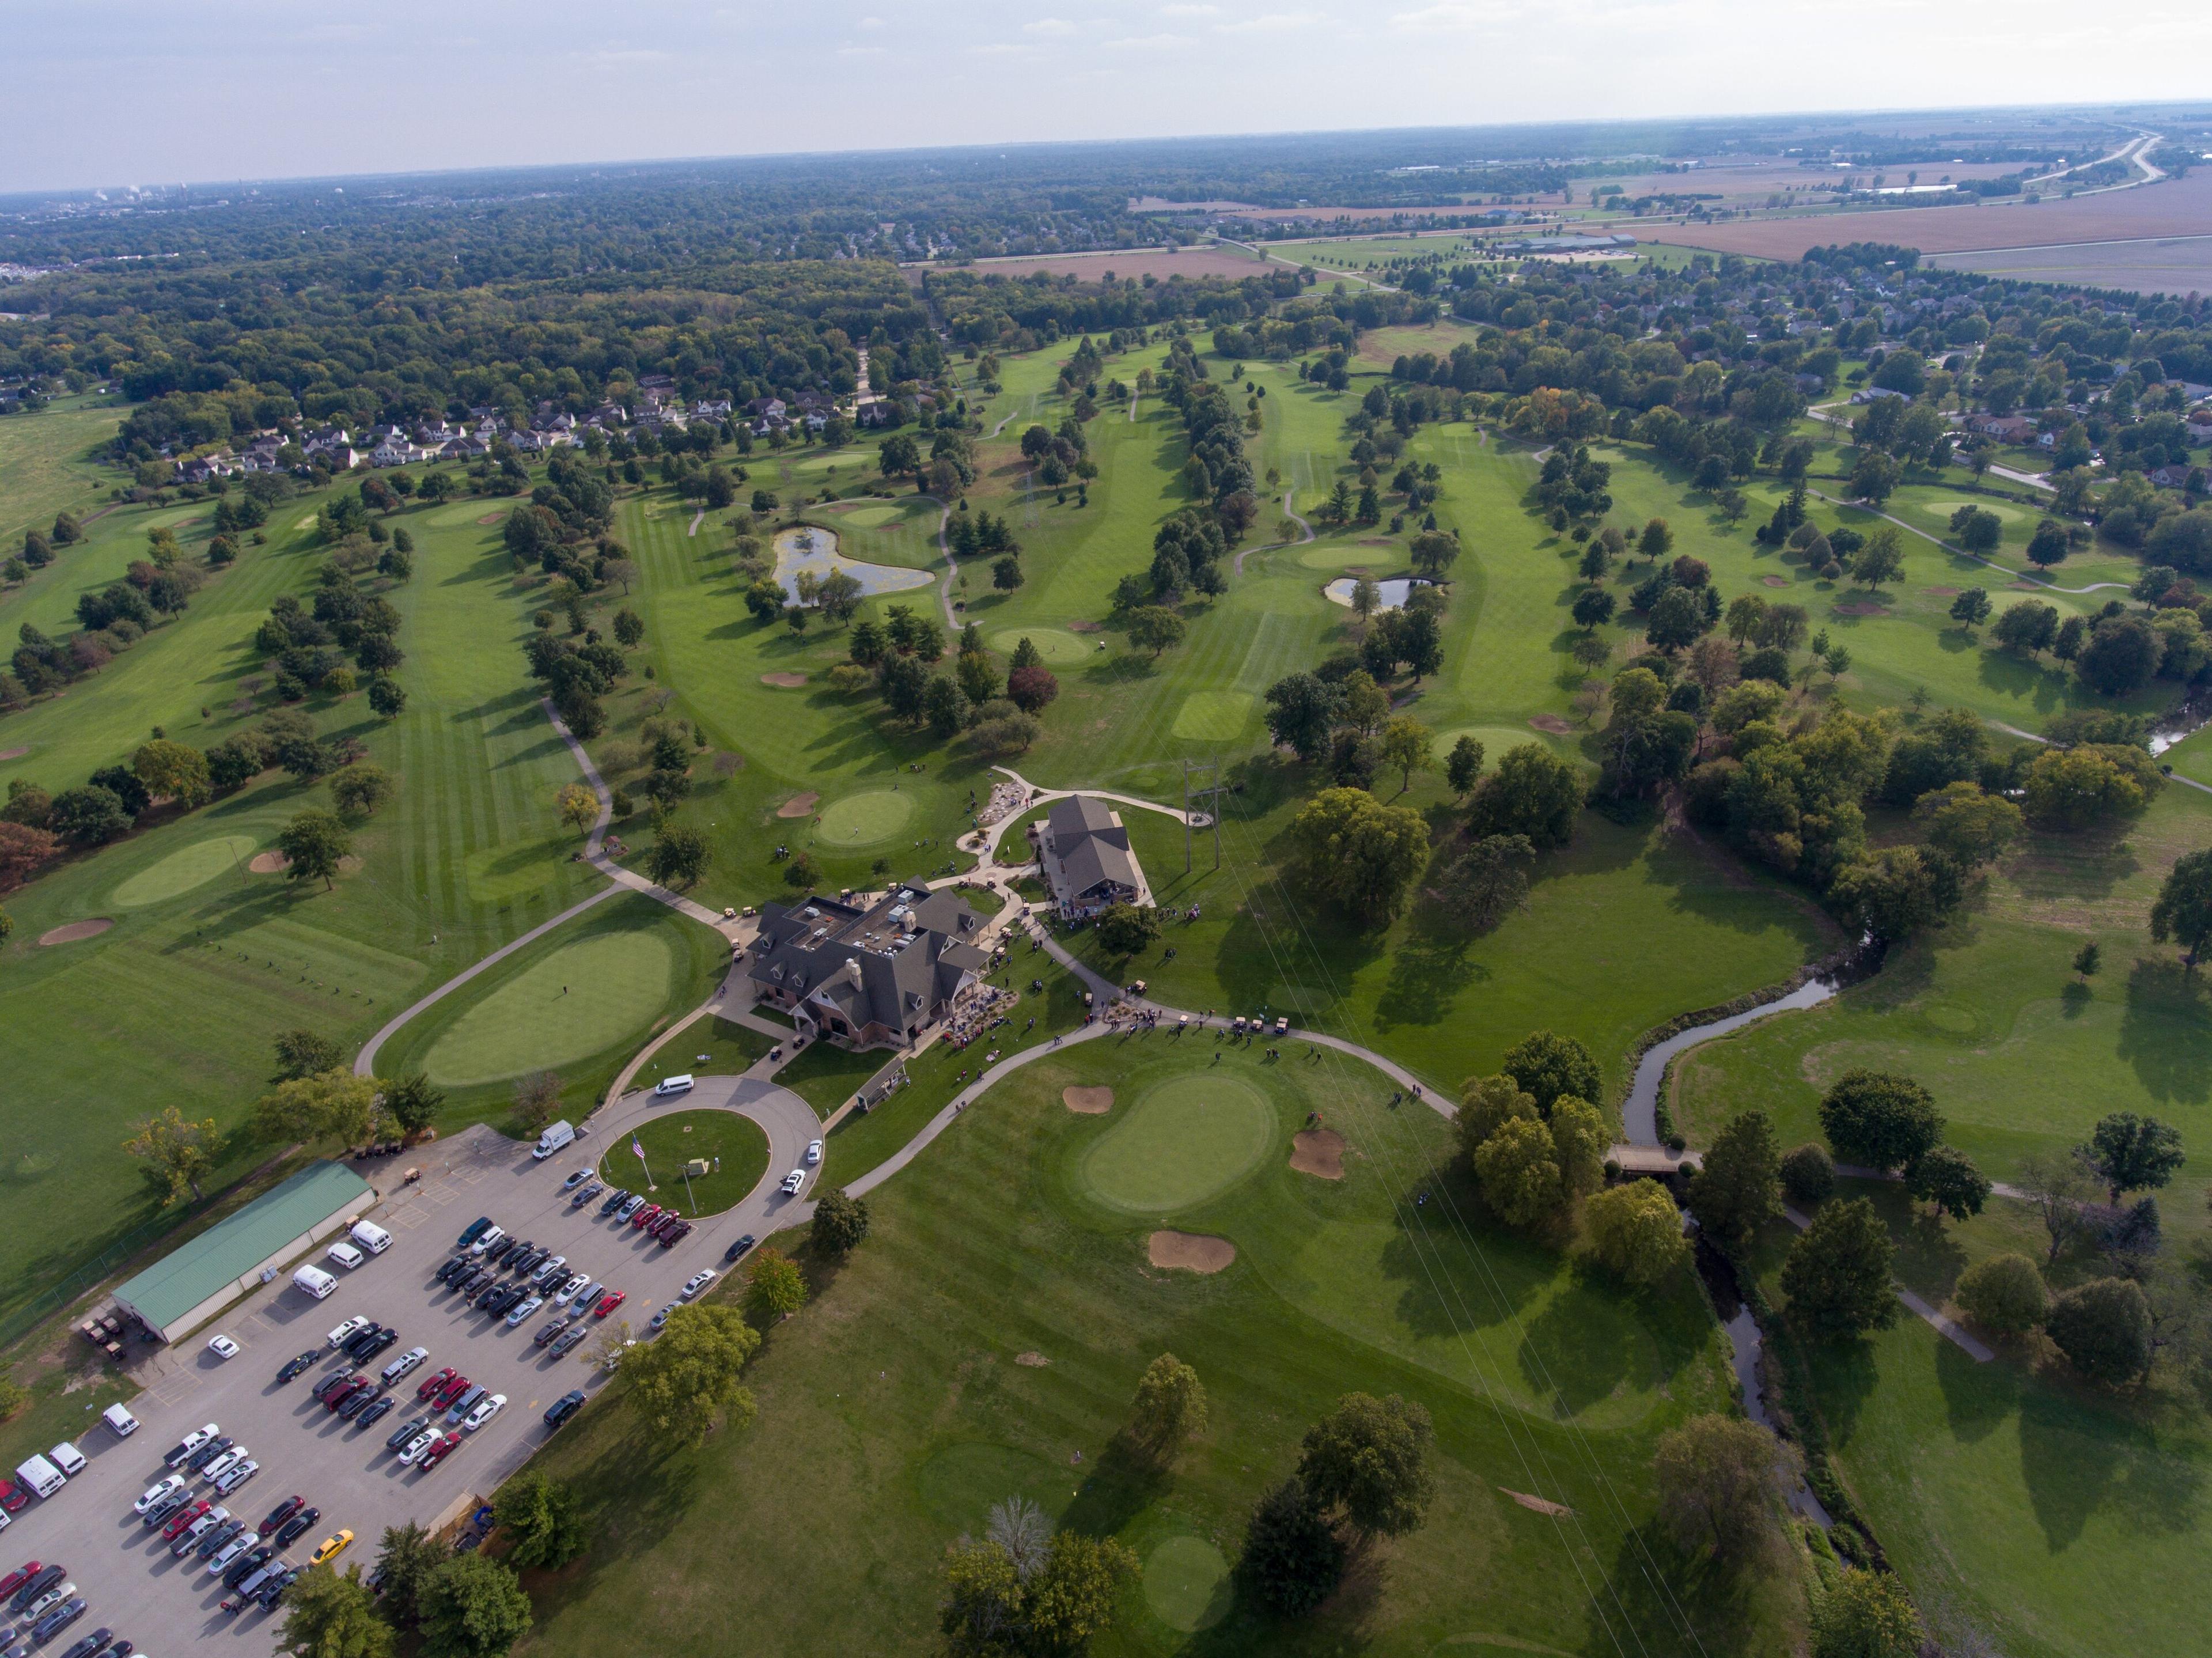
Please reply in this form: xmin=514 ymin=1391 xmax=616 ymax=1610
xmin=1067 ymin=620 xmax=1103 ymax=633
xmin=248 ymin=851 xmax=291 ymax=873
xmin=1357 ymin=536 xmax=1395 ymax=546
xmin=1527 ymin=714 xmax=1573 ymax=735
xmin=1832 ymin=600 xmax=1891 ymax=616
xmin=759 ymin=672 xmax=809 ymax=688
xmin=1063 ymin=1086 xmax=1115 ymax=1115
xmin=0 ymin=746 xmax=27 ymax=762
xmin=1499 ymin=1487 xmax=1574 ymax=1517
xmin=1923 ymin=586 xmax=1961 ymax=597
xmin=1014 ymin=1351 xmax=1051 ymax=1368
xmin=1761 ymin=574 xmax=1792 ymax=588
xmin=776 ymin=793 xmax=820 ymax=819
xmin=39 ymin=918 xmax=113 ymax=947
xmin=475 ymin=512 xmax=505 ymax=526
xmin=1147 ymin=1231 xmax=1236 ymax=1274
xmin=1290 ymin=1128 xmax=1346 ymax=1179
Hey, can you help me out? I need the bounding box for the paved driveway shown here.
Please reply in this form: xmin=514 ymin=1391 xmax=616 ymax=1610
xmin=0 ymin=1078 xmax=816 ymax=1657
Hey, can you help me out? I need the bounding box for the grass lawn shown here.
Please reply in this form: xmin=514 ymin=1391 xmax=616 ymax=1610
xmin=771 ymin=1038 xmax=893 ymax=1121
xmin=520 ymin=1035 xmax=1802 ymax=1657
xmin=679 ymin=1017 xmax=777 ymax=1078
xmin=598 ymin=1108 xmax=769 ymax=1217
xmin=0 ymin=396 xmax=123 ymax=569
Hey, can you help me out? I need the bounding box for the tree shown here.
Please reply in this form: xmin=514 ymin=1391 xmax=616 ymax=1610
xmin=1847 ymin=449 xmax=1900 ymax=505
xmin=132 ymin=739 xmax=211 ymax=808
xmin=374 ymin=1522 xmax=448 ymax=1629
xmin=1297 ymin=1392 xmax=1435 ymax=1539
xmin=277 ymin=1566 xmax=393 ymax=1658
xmin=1653 ymin=1413 xmax=1802 ymax=1563
xmin=811 ymin=1186 xmax=870 ymax=1255
xmin=1780 ymin=1197 xmax=1899 ymax=1339
xmin=1584 ymin=1180 xmax=1691 ymax=1283
xmin=254 ymin=1070 xmax=378 ymax=1146
xmin=612 ymin=606 xmax=645 ymax=648
xmin=1688 ymin=1110 xmax=1783 ymax=1252
xmin=382 ymin=1073 xmax=445 ymax=1135
xmin=1645 ymin=586 xmax=1706 ymax=652
xmin=278 ymin=807 xmax=353 ymax=890
xmin=2082 ymin=1111 xmax=2185 ymax=1205
xmin=274 ymin=1028 xmax=345 ymax=1080
xmin=2150 ymin=848 xmax=2212 ymax=968
xmin=48 ymin=783 xmax=132 ymax=845
xmin=624 ymin=1301 xmax=760 ymax=1447
xmin=942 ymin=1530 xmax=1137 ymax=1658
xmin=1499 ymin=1029 xmax=1600 ymax=1114
xmin=1850 ymin=525 xmax=1906 ymax=589
xmin=1093 ymin=902 xmax=1161 ymax=958
xmin=1571 ymin=585 xmax=1616 ymax=630
xmin=1435 ymin=832 xmax=1535 ymax=930
xmin=491 ymin=1472 xmax=588 ymax=1569
xmin=1128 ymin=1352 xmax=1207 ymax=1463
xmin=368 ymin=677 xmax=407 ymax=720
xmin=2045 ymin=1277 xmax=2152 ymax=1385
xmin=1955 ymin=1252 xmax=2047 ymax=1336
xmin=556 ymin=782 xmax=598 ymax=837
xmin=2016 ymin=1148 xmax=2101 ymax=1263
xmin=2025 ymin=518 xmax=2070 ymax=567
xmin=1475 ymin=1115 xmax=1564 ymax=1227
xmin=1264 ymin=671 xmax=1343 ymax=762
xmin=510 ymin=1071 xmax=560 ymax=1135
xmin=645 ymin=822 xmax=711 ymax=889
xmin=2023 ymin=744 xmax=2157 ymax=828
xmin=122 ymin=1107 xmax=218 ymax=1204
xmin=1948 ymin=588 xmax=1991 ymax=630
xmin=1638 ymin=517 xmax=1673 ymax=562
xmin=2073 ymin=939 xmax=2102 ymax=981
xmin=1445 ymin=734 xmax=1484 ymax=796
xmin=1817 ymin=1070 xmax=1942 ymax=1172
xmin=1124 ymin=605 xmax=1185 ymax=659
xmin=747 ymin=1246 xmax=808 ymax=1320
xmin=922 ymin=672 xmax=967 ymax=737
xmin=417 ymin=1554 xmax=532 ymax=1658
xmin=1286 ymin=788 xmax=1430 ymax=922
xmin=1780 ymin=1143 xmax=1835 ymax=1205
xmin=1005 ymin=664 xmax=1058 ymax=714
xmin=329 ymin=764 xmax=393 ymax=819
xmin=1810 ymin=1570 xmax=1922 ymax=1658
xmin=1377 ymin=715 xmax=1431 ymax=793
xmin=1905 ymin=1144 xmax=1990 ymax=1222
xmin=1238 ymin=1478 xmax=1344 ymax=1617
xmin=1467 ymin=743 xmax=1583 ymax=849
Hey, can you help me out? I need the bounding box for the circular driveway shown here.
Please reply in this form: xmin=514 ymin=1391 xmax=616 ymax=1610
xmin=592 ymin=1074 xmax=827 ymax=1247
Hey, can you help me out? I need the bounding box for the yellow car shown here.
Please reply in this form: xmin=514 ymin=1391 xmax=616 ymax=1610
xmin=308 ymin=1530 xmax=354 ymax=1566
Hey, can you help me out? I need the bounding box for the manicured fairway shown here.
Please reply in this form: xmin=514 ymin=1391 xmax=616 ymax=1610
xmin=1167 ymin=689 xmax=1256 ymax=741
xmin=423 ymin=919 xmax=680 ymax=1087
xmin=521 ymin=1036 xmax=1787 ymax=1658
xmin=814 ymin=788 xmax=916 ymax=846
xmin=1078 ymin=1072 xmax=1274 ymax=1211
xmin=985 ymin=625 xmax=1089 ymax=663
xmin=107 ymin=833 xmax=260 ymax=907
xmin=599 ymin=1108 xmax=770 ymax=1216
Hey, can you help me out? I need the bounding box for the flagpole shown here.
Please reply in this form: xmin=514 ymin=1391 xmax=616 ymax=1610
xmin=632 ymin=1134 xmax=656 ymax=1193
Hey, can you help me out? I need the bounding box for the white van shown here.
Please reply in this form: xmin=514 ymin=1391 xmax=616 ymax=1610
xmin=48 ymin=1442 xmax=86 ymax=1477
xmin=292 ymin=1264 xmax=338 ymax=1300
xmin=653 ymin=1074 xmax=694 ymax=1099
xmin=103 ymin=1403 xmax=141 ymax=1439
xmin=15 ymin=1453 xmax=65 ymax=1499
xmin=349 ymin=1220 xmax=393 ymax=1255
xmin=326 ymin=1241 xmax=366 ymax=1271
xmin=532 ymin=1120 xmax=576 ymax=1160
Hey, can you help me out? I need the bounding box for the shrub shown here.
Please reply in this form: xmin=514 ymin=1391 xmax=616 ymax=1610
xmin=1953 ymin=1252 xmax=2047 ymax=1336
xmin=1779 ymin=1142 xmax=1835 ymax=1205
xmin=1583 ymin=1180 xmax=1690 ymax=1283
xmin=2044 ymin=1276 xmax=2152 ymax=1385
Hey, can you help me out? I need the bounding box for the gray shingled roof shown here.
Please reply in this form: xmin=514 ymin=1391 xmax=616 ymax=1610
xmin=1047 ymin=796 xmax=1139 ymax=900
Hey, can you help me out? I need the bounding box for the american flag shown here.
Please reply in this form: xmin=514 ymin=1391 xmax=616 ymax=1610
xmin=631 ymin=1137 xmax=646 ymax=1161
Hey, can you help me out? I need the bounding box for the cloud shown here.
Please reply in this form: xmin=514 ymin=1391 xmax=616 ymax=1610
xmin=1389 ymin=0 xmax=1525 ymax=29
xmin=1214 ymin=9 xmax=1321 ymax=31
xmin=856 ymin=13 xmax=884 ymax=25
xmin=1158 ymin=2 xmax=1218 ymax=12
xmin=966 ymin=40 xmax=1039 ymax=53
xmin=838 ymin=43 xmax=887 ymax=54
xmin=1105 ymin=29 xmax=1195 ymax=46
xmin=1022 ymin=16 xmax=1078 ymax=33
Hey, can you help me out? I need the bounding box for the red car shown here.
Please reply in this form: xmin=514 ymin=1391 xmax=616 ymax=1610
xmin=324 ymin=1377 xmax=369 ymax=1413
xmin=164 ymin=1500 xmax=211 ymax=1541
xmin=0 ymin=1562 xmax=44 ymax=1601
xmin=415 ymin=1366 xmax=457 ymax=1403
xmin=593 ymin=1290 xmax=626 ymax=1319
xmin=630 ymin=1203 xmax=662 ymax=1231
xmin=418 ymin=1433 xmax=462 ymax=1472
xmin=0 ymin=1482 xmax=28 ymax=1515
xmin=650 ymin=1212 xmax=681 ymax=1240
xmin=432 ymin=1373 xmax=472 ymax=1411
xmin=258 ymin=1497 xmax=305 ymax=1539
xmin=657 ymin=1220 xmax=693 ymax=1249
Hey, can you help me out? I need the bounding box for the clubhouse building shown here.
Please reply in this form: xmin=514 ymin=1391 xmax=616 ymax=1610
xmin=747 ymin=884 xmax=991 ymax=1050
xmin=1034 ymin=795 xmax=1149 ymax=919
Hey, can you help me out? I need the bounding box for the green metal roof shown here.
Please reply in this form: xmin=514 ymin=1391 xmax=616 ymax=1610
xmin=116 ymin=1161 xmax=373 ymax=1331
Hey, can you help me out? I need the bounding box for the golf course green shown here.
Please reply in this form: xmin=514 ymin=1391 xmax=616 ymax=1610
xmin=1078 ymin=1073 xmax=1275 ymax=1212
xmin=423 ymin=924 xmax=679 ymax=1087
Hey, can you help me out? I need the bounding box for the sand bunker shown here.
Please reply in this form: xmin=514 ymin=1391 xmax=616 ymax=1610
xmin=248 ymin=851 xmax=291 ymax=873
xmin=776 ymin=793 xmax=820 ymax=819
xmin=1063 ymin=1086 xmax=1115 ymax=1115
xmin=1527 ymin=714 xmax=1573 ymax=735
xmin=0 ymin=746 xmax=27 ymax=762
xmin=1067 ymin=619 xmax=1103 ymax=633
xmin=760 ymin=672 xmax=808 ymax=688
xmin=1500 ymin=1487 xmax=1574 ymax=1517
xmin=1761 ymin=574 xmax=1791 ymax=588
xmin=39 ymin=918 xmax=113 ymax=947
xmin=1147 ymin=1231 xmax=1236 ymax=1274
xmin=1833 ymin=601 xmax=1889 ymax=616
xmin=475 ymin=512 xmax=505 ymax=526
xmin=1290 ymin=1128 xmax=1346 ymax=1180
xmin=1014 ymin=1351 xmax=1051 ymax=1368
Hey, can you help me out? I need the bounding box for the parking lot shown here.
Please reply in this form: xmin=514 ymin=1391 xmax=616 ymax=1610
xmin=2 ymin=1081 xmax=820 ymax=1657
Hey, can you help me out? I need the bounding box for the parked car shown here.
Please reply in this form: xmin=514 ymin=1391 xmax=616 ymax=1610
xmin=338 ymin=1386 xmax=382 ymax=1422
xmin=561 ymin=1169 xmax=592 ymax=1192
xmin=134 ymin=1476 xmax=187 ymax=1517
xmin=650 ymin=1213 xmax=683 ymax=1242
xmin=467 ymin=1225 xmax=505 ymax=1258
xmin=571 ymin=1182 xmax=604 ymax=1209
xmin=593 ymin=1290 xmax=626 ymax=1319
xmin=258 ymin=1497 xmax=305 ymax=1539
xmin=257 ymin=1568 xmax=299 ymax=1610
xmin=206 ymin=1334 xmax=241 ymax=1361
xmin=417 ymin=1436 xmax=461 ymax=1472
xmin=461 ymin=1394 xmax=506 ymax=1432
xmin=162 ymin=1425 xmax=219 ymax=1468
xmin=456 ymin=1217 xmax=494 ymax=1250
xmin=616 ymin=1194 xmax=646 ymax=1220
xmin=324 ymin=1317 xmax=369 ymax=1350
xmin=20 ymin=1582 xmax=73 ymax=1625
xmin=442 ymin=1386 xmax=487 ymax=1425
xmin=340 ymin=1323 xmax=388 ymax=1361
xmin=29 ymin=1599 xmax=85 ymax=1646
xmin=171 ymin=1511 xmax=228 ymax=1557
xmin=0 ymin=1481 xmax=31 ymax=1515
xmin=11 ymin=1572 xmax=66 ymax=1619
xmin=183 ymin=1435 xmax=234 ymax=1474
xmin=548 ymin=1327 xmax=590 ymax=1360
xmin=554 ymin=1274 xmax=590 ymax=1305
xmin=354 ymin=1329 xmax=399 ymax=1364
xmin=196 ymin=1518 xmax=246 ymax=1559
xmin=162 ymin=1498 xmax=211 ymax=1540
xmin=204 ymin=1536 xmax=253 ymax=1576
xmin=381 ymin=1347 xmax=429 ymax=1386
xmin=805 ymin=1139 xmax=822 ymax=1165
xmin=415 ymin=1367 xmax=456 ymax=1403
xmin=541 ymin=1391 xmax=586 ymax=1430
xmin=54 ymin=1629 xmax=107 ymax=1658
xmin=533 ymin=1315 xmax=573 ymax=1349
xmin=434 ymin=1257 xmax=470 ymax=1285
xmin=384 ymin=1415 xmax=431 ymax=1453
xmin=199 ymin=1447 xmax=247 ymax=1483
xmin=356 ymin=1395 xmax=398 ymax=1431
xmin=0 ymin=1564 xmax=45 ymax=1606
xmin=307 ymin=1532 xmax=353 ymax=1568
xmin=504 ymin=1297 xmax=544 ymax=1330
xmin=322 ymin=1379 xmax=368 ymax=1414
xmin=658 ymin=1220 xmax=693 ymax=1249
xmin=648 ymin=1304 xmax=676 ymax=1331
xmin=680 ymin=1269 xmax=716 ymax=1300
xmin=273 ymin=1508 xmax=319 ymax=1548
xmin=629 ymin=1203 xmax=661 ymax=1231
xmin=396 ymin=1429 xmax=441 ymax=1466
xmin=599 ymin=1189 xmax=631 ymax=1217
xmin=311 ymin=1371 xmax=358 ymax=1404
xmin=137 ymin=1489 xmax=192 ymax=1530
xmin=431 ymin=1374 xmax=472 ymax=1410
xmin=723 ymin=1233 xmax=757 ymax=1265
xmin=222 ymin=1545 xmax=273 ymax=1589
xmin=211 ymin=1461 xmax=259 ymax=1497
xmin=529 ymin=1255 xmax=569 ymax=1288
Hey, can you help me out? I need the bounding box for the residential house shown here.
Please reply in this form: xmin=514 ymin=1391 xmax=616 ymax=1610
xmin=1972 ymin=414 xmax=2036 ymax=443
xmin=746 ymin=885 xmax=991 ymax=1051
xmin=1035 ymin=796 xmax=1148 ymax=919
xmin=2148 ymin=464 xmax=2199 ymax=490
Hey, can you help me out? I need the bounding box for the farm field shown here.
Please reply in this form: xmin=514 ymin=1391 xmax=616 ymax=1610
xmin=1925 ymin=237 xmax=2212 ymax=295
xmin=520 ymin=1036 xmax=1798 ymax=1658
xmin=930 ymin=245 xmax=1270 ymax=283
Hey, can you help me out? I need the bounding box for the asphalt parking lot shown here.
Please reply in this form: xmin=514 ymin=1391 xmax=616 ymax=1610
xmin=2 ymin=1084 xmax=820 ymax=1657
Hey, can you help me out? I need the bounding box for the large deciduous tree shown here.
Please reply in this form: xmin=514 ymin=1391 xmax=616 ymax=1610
xmin=1127 ymin=1352 xmax=1207 ymax=1463
xmin=1584 ymin=1180 xmax=1691 ymax=1284
xmin=1296 ymin=1392 xmax=1435 ymax=1539
xmin=623 ymin=1303 xmax=760 ymax=1448
xmin=1653 ymin=1412 xmax=1802 ymax=1562
xmin=1286 ymin=788 xmax=1430 ymax=923
xmin=1687 ymin=1110 xmax=1783 ymax=1252
xmin=417 ymin=1554 xmax=532 ymax=1658
xmin=2150 ymin=848 xmax=2212 ymax=968
xmin=122 ymin=1107 xmax=219 ymax=1205
xmin=1817 ymin=1070 xmax=1942 ymax=1172
xmin=1779 ymin=1197 xmax=1898 ymax=1339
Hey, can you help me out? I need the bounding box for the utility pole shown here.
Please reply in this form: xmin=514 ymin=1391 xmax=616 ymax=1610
xmin=1181 ymin=759 xmax=1223 ymax=873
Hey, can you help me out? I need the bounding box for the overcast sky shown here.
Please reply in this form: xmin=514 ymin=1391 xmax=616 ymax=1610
xmin=8 ymin=0 xmax=2211 ymax=193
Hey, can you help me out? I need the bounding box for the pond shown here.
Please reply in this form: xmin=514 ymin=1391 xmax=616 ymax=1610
xmin=1322 ymin=576 xmax=1434 ymax=611
xmin=773 ymin=525 xmax=934 ymax=605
